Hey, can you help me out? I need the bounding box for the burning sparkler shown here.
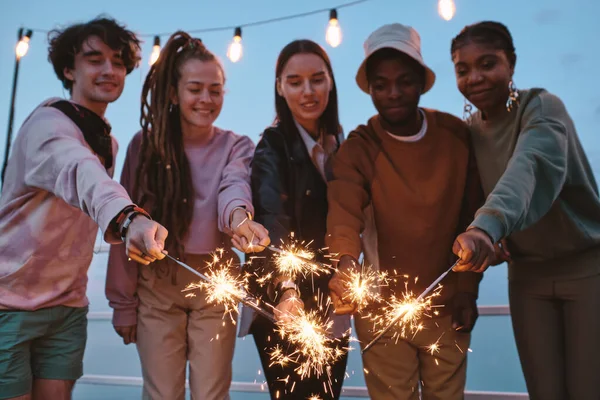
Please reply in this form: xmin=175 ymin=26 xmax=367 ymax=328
xmin=361 ymin=261 xmax=459 ymax=353
xmin=271 ymin=309 xmax=347 ymax=380
xmin=182 ymin=256 xmax=248 ymax=318
xmin=164 ymin=252 xmax=277 ymax=323
xmin=249 ymin=241 xmax=333 ymax=279
xmin=337 ymin=263 xmax=388 ymax=312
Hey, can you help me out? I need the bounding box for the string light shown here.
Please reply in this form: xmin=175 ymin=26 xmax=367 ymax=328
xmin=325 ymin=9 xmax=342 ymax=48
xmin=227 ymin=27 xmax=243 ymax=63
xmin=149 ymin=36 xmax=161 ymax=65
xmin=16 ymin=29 xmax=32 ymax=59
xmin=438 ymin=0 xmax=456 ymax=21
xmin=11 ymin=1 xmax=460 ymax=65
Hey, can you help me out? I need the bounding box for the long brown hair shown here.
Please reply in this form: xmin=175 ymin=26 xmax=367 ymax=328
xmin=134 ymin=31 xmax=224 ymax=257
xmin=274 ymin=40 xmax=341 ymax=137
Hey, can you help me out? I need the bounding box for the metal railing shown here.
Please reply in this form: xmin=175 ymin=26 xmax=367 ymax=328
xmin=79 ymin=374 xmax=529 ymax=399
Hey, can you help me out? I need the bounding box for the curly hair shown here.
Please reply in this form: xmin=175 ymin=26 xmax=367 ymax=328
xmin=48 ymin=16 xmax=142 ymax=91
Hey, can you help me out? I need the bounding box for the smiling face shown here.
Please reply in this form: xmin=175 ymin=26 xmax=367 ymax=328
xmin=366 ymin=49 xmax=424 ymax=127
xmin=63 ymin=35 xmax=127 ymax=113
xmin=276 ymin=53 xmax=332 ymax=133
xmin=452 ymin=40 xmax=515 ymax=117
xmin=171 ymin=59 xmax=224 ymax=133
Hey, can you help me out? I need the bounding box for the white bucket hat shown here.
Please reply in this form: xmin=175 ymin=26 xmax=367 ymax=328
xmin=356 ymin=23 xmax=436 ymax=94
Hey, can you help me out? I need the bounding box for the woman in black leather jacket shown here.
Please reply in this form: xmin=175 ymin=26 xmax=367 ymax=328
xmin=241 ymin=39 xmax=349 ymax=399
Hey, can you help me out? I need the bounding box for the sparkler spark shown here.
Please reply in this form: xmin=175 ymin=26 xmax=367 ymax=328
xmin=271 ymin=309 xmax=346 ymax=380
xmin=362 ymin=262 xmax=458 ymax=354
xmin=272 ymin=243 xmax=331 ymax=278
xmin=182 ymin=250 xmax=249 ymax=319
xmin=338 ymin=265 xmax=387 ymax=311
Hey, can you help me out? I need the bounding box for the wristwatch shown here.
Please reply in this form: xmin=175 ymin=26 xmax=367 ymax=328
xmin=274 ymin=279 xmax=300 ymax=302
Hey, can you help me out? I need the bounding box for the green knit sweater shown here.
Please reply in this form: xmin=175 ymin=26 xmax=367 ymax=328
xmin=469 ymin=88 xmax=600 ymax=281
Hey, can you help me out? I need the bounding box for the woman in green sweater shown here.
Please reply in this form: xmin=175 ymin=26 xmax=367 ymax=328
xmin=449 ymin=21 xmax=600 ymax=400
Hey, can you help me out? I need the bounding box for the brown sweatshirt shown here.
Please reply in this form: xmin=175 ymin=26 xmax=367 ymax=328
xmin=326 ymin=110 xmax=482 ymax=306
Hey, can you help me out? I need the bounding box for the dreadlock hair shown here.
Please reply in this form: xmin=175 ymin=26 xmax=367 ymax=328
xmin=274 ymin=40 xmax=341 ymax=138
xmin=48 ymin=16 xmax=141 ymax=92
xmin=450 ymin=21 xmax=516 ymax=67
xmin=135 ymin=31 xmax=225 ymax=258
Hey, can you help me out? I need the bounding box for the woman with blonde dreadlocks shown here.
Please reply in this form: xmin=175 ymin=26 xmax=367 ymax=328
xmin=105 ymin=31 xmax=270 ymax=400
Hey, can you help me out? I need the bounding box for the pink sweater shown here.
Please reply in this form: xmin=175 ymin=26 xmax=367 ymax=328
xmin=106 ymin=128 xmax=255 ymax=326
xmin=0 ymin=98 xmax=133 ymax=310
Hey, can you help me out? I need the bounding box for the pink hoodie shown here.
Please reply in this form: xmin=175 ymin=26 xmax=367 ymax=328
xmin=0 ymin=98 xmax=133 ymax=310
xmin=106 ymin=128 xmax=255 ymax=327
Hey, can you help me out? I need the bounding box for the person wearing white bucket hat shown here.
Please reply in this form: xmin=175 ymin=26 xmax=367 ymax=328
xmin=326 ymin=23 xmax=485 ymax=399
xmin=355 ymin=23 xmax=436 ymax=94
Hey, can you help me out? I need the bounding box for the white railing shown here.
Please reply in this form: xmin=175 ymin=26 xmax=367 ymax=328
xmin=79 ymin=374 xmax=529 ymax=399
xmin=88 ymin=305 xmax=511 ymax=321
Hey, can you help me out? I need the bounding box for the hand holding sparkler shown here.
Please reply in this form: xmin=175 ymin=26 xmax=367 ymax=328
xmin=124 ymin=215 xmax=168 ymax=265
xmin=328 ymin=255 xmax=360 ymax=315
xmin=230 ymin=208 xmax=271 ymax=253
xmin=452 ymin=227 xmax=495 ymax=273
xmin=274 ymin=288 xmax=305 ymax=323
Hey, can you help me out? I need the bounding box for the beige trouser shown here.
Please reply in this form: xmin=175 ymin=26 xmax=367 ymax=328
xmin=135 ymin=254 xmax=237 ymax=400
xmin=355 ymin=313 xmax=471 ymax=400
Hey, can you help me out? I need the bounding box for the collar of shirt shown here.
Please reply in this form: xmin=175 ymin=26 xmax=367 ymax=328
xmin=294 ymin=119 xmax=328 ymax=180
xmin=386 ymin=108 xmax=428 ymax=143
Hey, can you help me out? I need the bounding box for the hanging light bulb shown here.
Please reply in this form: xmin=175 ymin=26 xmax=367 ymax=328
xmin=326 ymin=9 xmax=342 ymax=48
xmin=227 ymin=27 xmax=243 ymax=63
xmin=438 ymin=0 xmax=456 ymax=21
xmin=149 ymin=36 xmax=161 ymax=66
xmin=15 ymin=29 xmax=33 ymax=59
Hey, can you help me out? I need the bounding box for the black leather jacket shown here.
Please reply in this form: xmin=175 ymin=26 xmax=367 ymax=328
xmin=248 ymin=123 xmax=342 ymax=308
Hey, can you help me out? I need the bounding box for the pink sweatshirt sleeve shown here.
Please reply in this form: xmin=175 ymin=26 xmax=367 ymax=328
xmin=105 ymin=136 xmax=141 ymax=327
xmin=218 ymin=134 xmax=256 ymax=235
xmin=23 ymin=108 xmax=132 ymax=243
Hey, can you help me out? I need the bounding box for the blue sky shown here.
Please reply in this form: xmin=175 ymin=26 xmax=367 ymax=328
xmin=1 ymin=0 xmax=599 ymax=179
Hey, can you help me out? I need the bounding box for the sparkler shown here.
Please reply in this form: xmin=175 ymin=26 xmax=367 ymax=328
xmin=163 ymin=252 xmax=277 ymax=323
xmin=361 ymin=261 xmax=460 ymax=354
xmin=251 ymin=243 xmax=333 ymax=278
xmin=272 ymin=308 xmax=346 ymax=380
xmin=337 ymin=263 xmax=388 ymax=312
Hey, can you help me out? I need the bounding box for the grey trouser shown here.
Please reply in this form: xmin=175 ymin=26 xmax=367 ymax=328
xmin=509 ymin=273 xmax=600 ymax=400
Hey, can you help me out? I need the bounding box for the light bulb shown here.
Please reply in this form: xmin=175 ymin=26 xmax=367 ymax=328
xmin=326 ymin=9 xmax=342 ymax=48
xmin=227 ymin=27 xmax=243 ymax=63
xmin=16 ymin=38 xmax=30 ymax=59
xmin=149 ymin=36 xmax=161 ymax=65
xmin=15 ymin=29 xmax=32 ymax=59
xmin=438 ymin=0 xmax=456 ymax=21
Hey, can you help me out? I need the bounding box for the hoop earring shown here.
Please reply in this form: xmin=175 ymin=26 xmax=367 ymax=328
xmin=506 ymin=80 xmax=520 ymax=112
xmin=463 ymin=98 xmax=473 ymax=121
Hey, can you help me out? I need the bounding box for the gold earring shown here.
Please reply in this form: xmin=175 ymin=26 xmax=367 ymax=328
xmin=506 ymin=80 xmax=519 ymax=112
xmin=463 ymin=98 xmax=473 ymax=121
